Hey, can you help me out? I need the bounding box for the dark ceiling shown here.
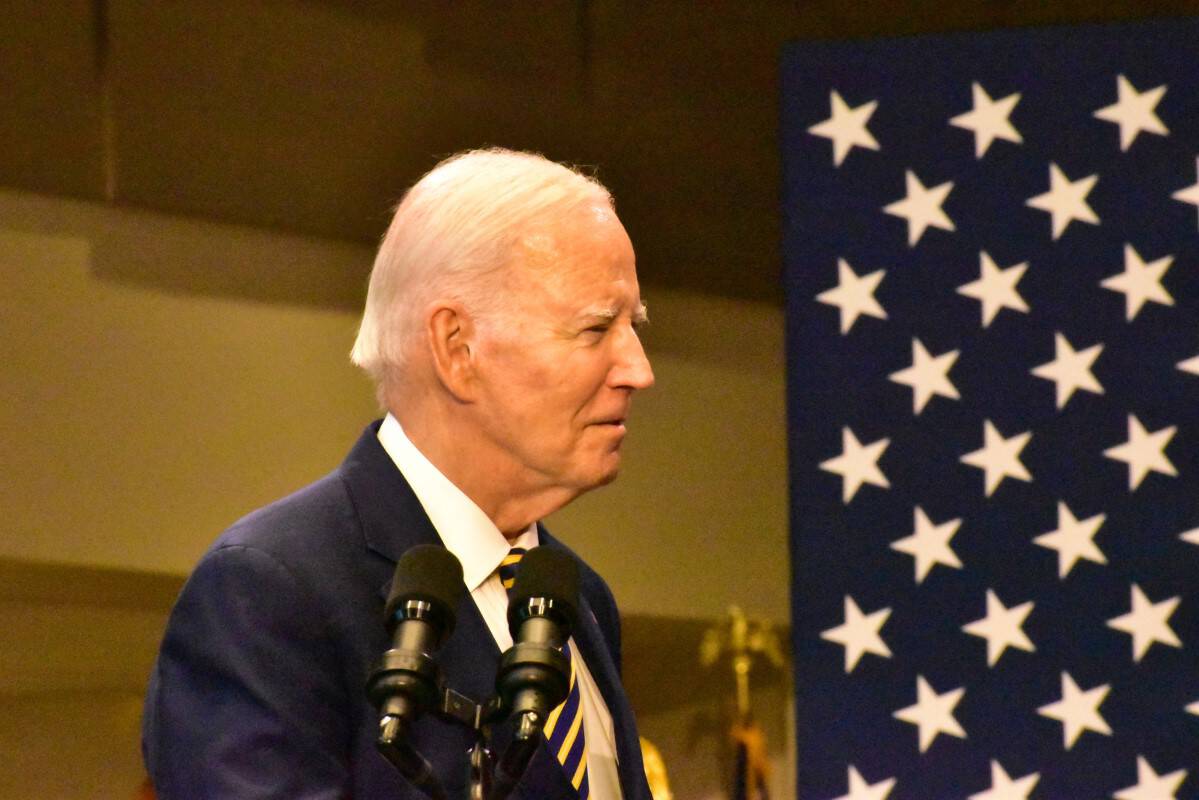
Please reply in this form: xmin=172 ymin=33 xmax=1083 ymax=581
xmin=4 ymin=0 xmax=1193 ymax=308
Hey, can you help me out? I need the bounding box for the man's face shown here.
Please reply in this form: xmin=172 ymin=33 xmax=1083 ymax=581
xmin=471 ymin=204 xmax=654 ymax=497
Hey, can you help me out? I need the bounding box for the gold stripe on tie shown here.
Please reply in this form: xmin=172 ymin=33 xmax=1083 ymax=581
xmin=544 ymin=644 xmax=576 ymax=737
xmin=556 ymin=704 xmax=585 ymax=763
xmin=543 ymin=693 xmax=565 ymax=736
xmin=571 ymin=749 xmax=589 ymax=789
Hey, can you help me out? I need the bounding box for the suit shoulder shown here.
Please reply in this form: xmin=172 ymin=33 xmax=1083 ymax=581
xmin=205 ymin=469 xmax=360 ymax=577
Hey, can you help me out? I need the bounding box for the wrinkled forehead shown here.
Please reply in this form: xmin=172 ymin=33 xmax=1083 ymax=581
xmin=491 ymin=215 xmax=637 ymax=328
xmin=504 ymin=203 xmax=634 ymax=290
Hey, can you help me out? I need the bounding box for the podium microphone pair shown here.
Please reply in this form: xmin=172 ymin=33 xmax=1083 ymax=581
xmin=367 ymin=543 xmax=580 ymax=800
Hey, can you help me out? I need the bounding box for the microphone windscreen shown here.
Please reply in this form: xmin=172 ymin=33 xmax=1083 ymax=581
xmin=385 ymin=544 xmax=466 ymax=627
xmin=508 ymin=546 xmax=580 ymax=632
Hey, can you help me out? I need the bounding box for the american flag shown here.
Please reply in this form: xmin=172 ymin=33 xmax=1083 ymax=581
xmin=781 ymin=20 xmax=1199 ymax=800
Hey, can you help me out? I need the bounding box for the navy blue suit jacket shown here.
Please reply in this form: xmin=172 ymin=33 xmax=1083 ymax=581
xmin=143 ymin=422 xmax=650 ymax=800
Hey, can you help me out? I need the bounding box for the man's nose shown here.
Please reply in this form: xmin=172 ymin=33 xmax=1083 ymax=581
xmin=611 ymin=326 xmax=654 ymax=391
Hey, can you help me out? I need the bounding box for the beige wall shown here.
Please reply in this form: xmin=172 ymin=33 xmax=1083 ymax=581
xmin=0 ymin=188 xmax=790 ymax=623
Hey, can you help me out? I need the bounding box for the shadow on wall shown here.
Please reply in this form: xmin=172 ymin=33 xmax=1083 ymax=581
xmin=0 ymin=189 xmax=371 ymax=311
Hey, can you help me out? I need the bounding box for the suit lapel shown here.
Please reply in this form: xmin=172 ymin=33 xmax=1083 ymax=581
xmin=341 ymin=421 xmax=440 ymax=565
xmin=340 ymin=422 xmax=500 ymax=704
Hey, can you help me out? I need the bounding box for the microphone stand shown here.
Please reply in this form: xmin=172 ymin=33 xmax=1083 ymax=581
xmin=376 ymin=714 xmax=448 ymax=800
xmin=369 ymin=634 xmax=569 ymax=800
xmin=371 ymin=680 xmax=493 ymax=800
xmin=486 ymin=710 xmax=542 ymax=800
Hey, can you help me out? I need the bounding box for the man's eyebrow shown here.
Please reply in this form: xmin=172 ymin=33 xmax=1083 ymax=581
xmin=577 ymin=304 xmax=649 ymax=326
xmin=581 ymin=308 xmax=619 ymax=323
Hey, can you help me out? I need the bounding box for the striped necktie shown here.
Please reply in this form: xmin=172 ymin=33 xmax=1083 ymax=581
xmin=499 ymin=547 xmax=590 ymax=799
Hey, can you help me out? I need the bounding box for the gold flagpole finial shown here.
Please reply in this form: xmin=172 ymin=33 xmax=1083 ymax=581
xmin=700 ymin=605 xmax=785 ymax=720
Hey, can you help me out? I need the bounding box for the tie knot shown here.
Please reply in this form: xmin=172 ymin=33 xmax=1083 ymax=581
xmin=498 ymin=547 xmax=526 ymax=591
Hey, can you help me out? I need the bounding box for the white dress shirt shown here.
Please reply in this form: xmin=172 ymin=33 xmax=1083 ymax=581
xmin=377 ymin=414 xmax=622 ymax=799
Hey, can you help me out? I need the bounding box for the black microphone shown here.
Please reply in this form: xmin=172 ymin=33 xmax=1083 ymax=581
xmin=495 ymin=546 xmax=580 ymax=738
xmin=489 ymin=547 xmax=581 ymax=800
xmin=366 ymin=544 xmax=466 ymax=793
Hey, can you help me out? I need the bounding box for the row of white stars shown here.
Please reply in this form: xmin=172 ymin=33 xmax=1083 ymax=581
xmin=821 ymin=412 xmax=1179 ymax=503
xmin=889 ymin=504 xmax=1197 ymax=587
xmin=827 ymin=754 xmax=1188 ymax=800
xmin=821 ymin=670 xmax=1193 ymax=786
xmin=824 ymin=576 xmax=1186 ymax=675
xmin=893 ymin=333 xmax=1105 ymax=414
xmin=818 ymin=246 xmax=1186 ymax=341
xmin=887 ymin=324 xmax=1177 ymax=417
xmin=808 ymin=74 xmax=1170 ymax=165
xmin=822 ymin=155 xmax=1199 ymax=246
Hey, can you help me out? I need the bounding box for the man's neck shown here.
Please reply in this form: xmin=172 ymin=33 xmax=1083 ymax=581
xmin=392 ymin=404 xmax=577 ymax=537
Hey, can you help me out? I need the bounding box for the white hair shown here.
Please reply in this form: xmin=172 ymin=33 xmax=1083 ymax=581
xmin=350 ymin=148 xmax=614 ymax=401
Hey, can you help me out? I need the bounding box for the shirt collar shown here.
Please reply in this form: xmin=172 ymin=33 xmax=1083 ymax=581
xmin=376 ymin=413 xmax=538 ymax=590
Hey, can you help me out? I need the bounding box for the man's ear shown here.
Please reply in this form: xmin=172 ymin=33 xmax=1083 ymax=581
xmin=426 ymin=302 xmax=479 ymax=402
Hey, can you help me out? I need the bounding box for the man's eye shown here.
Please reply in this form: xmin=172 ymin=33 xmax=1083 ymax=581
xmin=585 ymin=324 xmax=610 ymax=334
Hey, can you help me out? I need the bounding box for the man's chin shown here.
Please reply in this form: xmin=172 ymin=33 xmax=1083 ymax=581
xmin=575 ymin=455 xmax=622 ymax=493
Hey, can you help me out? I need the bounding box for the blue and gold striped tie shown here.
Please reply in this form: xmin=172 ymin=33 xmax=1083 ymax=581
xmin=499 ymin=547 xmax=590 ymax=799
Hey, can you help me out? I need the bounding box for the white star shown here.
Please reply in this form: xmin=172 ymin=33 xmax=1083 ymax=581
xmin=816 ymin=258 xmax=888 ymax=334
xmin=1172 ymin=157 xmax=1199 ymax=229
xmin=1187 ymin=700 xmax=1199 ymax=716
xmin=1101 ymin=244 xmax=1174 ymax=321
xmin=1094 ymin=75 xmax=1169 ymax=151
xmin=1113 ymin=756 xmax=1188 ymax=800
xmin=1180 ymin=528 xmax=1199 ymax=546
xmin=889 ymin=338 xmax=960 ymax=414
xmin=1030 ymin=332 xmax=1104 ymax=409
xmin=1034 ymin=501 xmax=1107 ymax=579
xmin=1037 ymin=671 xmax=1111 ymax=750
xmin=1178 ymin=353 xmax=1199 ymax=375
xmin=1103 ymin=414 xmax=1177 ymax=490
xmin=968 ymin=760 xmax=1040 ymax=800
xmin=950 ymin=82 xmax=1023 ymax=158
xmin=821 ymin=595 xmax=892 ymax=673
xmin=893 ymin=675 xmax=966 ymax=753
xmin=808 ymin=90 xmax=880 ymax=167
xmin=883 ymin=170 xmax=955 ymax=246
xmin=891 ymin=506 xmax=962 ymax=584
xmin=960 ymin=420 xmax=1033 ymax=497
xmin=1107 ymin=583 xmax=1182 ymax=662
xmin=820 ymin=426 xmax=890 ymax=503
xmin=832 ymin=765 xmax=896 ymax=800
xmin=957 ymin=251 xmax=1029 ymax=328
xmin=1026 ymin=163 xmax=1100 ymax=240
xmin=962 ymin=589 xmax=1035 ymax=667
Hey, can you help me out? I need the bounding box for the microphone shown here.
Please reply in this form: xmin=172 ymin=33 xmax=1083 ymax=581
xmin=495 ymin=546 xmax=580 ymax=738
xmin=366 ymin=544 xmax=466 ymax=793
xmin=489 ymin=547 xmax=581 ymax=800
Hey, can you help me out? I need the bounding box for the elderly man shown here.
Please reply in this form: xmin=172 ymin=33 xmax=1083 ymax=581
xmin=143 ymin=149 xmax=655 ymax=799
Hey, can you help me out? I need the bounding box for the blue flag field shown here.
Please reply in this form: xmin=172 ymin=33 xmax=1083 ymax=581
xmin=782 ymin=19 xmax=1199 ymax=800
